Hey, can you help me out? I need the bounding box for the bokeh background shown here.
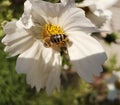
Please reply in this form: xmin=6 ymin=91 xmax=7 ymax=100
xmin=0 ymin=0 xmax=120 ymax=105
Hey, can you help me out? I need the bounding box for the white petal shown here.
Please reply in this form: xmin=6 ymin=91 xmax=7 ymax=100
xmin=16 ymin=41 xmax=48 ymax=90
xmin=68 ymin=31 xmax=106 ymax=60
xmin=2 ymin=29 xmax=29 ymax=45
xmin=3 ymin=21 xmax=16 ymax=34
xmin=100 ymin=0 xmax=118 ymax=9
xmin=29 ymin=0 xmax=63 ymax=25
xmin=46 ymin=53 xmax=61 ymax=95
xmin=86 ymin=9 xmax=112 ymax=28
xmin=107 ymin=84 xmax=115 ymax=90
xmin=68 ymin=31 xmax=107 ymax=82
xmin=2 ymin=21 xmax=34 ymax=57
xmin=16 ymin=41 xmax=61 ymax=94
xmin=59 ymin=7 xmax=98 ymax=34
xmin=4 ymin=36 xmax=34 ymax=57
xmin=20 ymin=0 xmax=34 ymax=28
xmin=110 ymin=6 xmax=120 ymax=32
xmin=31 ymin=9 xmax=47 ymax=26
xmin=16 ymin=40 xmax=43 ymax=73
xmin=89 ymin=0 xmax=118 ymax=10
xmin=41 ymin=47 xmax=53 ymax=64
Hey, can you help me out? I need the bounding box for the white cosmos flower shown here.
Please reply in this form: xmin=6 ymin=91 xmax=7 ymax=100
xmin=76 ymin=0 xmax=118 ymax=31
xmin=106 ymin=71 xmax=120 ymax=100
xmin=2 ymin=0 xmax=107 ymax=95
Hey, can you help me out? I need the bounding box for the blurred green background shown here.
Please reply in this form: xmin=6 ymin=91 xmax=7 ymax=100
xmin=0 ymin=0 xmax=120 ymax=105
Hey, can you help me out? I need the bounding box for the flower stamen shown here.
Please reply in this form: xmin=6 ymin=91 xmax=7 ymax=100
xmin=41 ymin=24 xmax=68 ymax=48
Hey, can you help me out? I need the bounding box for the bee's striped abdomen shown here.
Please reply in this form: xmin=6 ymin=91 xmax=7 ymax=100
xmin=50 ymin=34 xmax=67 ymax=44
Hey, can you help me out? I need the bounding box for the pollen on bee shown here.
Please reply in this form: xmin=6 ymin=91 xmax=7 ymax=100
xmin=41 ymin=24 xmax=68 ymax=48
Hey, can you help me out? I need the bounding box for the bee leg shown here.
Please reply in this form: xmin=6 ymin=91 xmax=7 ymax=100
xmin=43 ymin=42 xmax=51 ymax=48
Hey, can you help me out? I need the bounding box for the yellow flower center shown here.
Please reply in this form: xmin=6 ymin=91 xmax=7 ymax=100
xmin=41 ymin=24 xmax=65 ymax=38
xmin=41 ymin=24 xmax=68 ymax=48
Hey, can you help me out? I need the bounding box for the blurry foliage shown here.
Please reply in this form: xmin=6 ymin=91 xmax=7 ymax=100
xmin=104 ymin=54 xmax=120 ymax=74
xmin=104 ymin=55 xmax=118 ymax=72
xmin=0 ymin=0 xmax=120 ymax=105
xmin=75 ymin=0 xmax=83 ymax=3
xmin=0 ymin=0 xmax=24 ymax=37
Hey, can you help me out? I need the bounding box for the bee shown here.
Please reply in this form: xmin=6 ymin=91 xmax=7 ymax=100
xmin=43 ymin=34 xmax=68 ymax=47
